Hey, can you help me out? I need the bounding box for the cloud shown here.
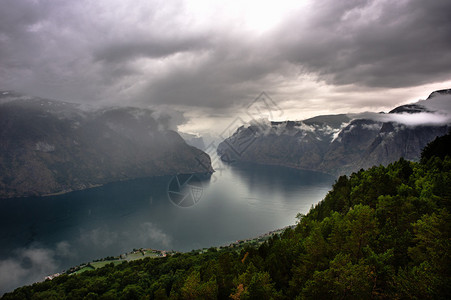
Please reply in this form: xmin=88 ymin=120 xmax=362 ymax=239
xmin=361 ymin=123 xmax=383 ymax=131
xmin=0 ymin=0 xmax=450 ymax=133
xmin=78 ymin=223 xmax=172 ymax=250
xmin=55 ymin=241 xmax=74 ymax=258
xmin=150 ymin=106 xmax=188 ymax=131
xmin=419 ymin=94 xmax=451 ymax=113
xmin=275 ymin=0 xmax=451 ymax=88
xmin=384 ymin=112 xmax=451 ymax=126
xmin=138 ymin=222 xmax=172 ymax=248
xmin=0 ymin=242 xmax=73 ymax=296
xmin=93 ymin=33 xmax=211 ymax=63
xmin=349 ymin=93 xmax=451 ymax=126
xmin=79 ymin=227 xmax=119 ymax=248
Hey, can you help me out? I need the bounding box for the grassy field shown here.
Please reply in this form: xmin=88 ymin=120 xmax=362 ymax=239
xmin=68 ymin=249 xmax=165 ymax=275
xmin=125 ymin=250 xmax=162 ymax=261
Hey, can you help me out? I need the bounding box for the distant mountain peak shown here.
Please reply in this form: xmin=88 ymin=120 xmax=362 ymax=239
xmin=427 ymin=88 xmax=451 ymax=99
xmin=388 ymin=103 xmax=429 ymax=114
xmin=388 ymin=88 xmax=451 ymax=114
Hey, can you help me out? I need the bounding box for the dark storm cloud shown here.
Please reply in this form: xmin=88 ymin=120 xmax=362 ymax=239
xmin=0 ymin=0 xmax=450 ymax=112
xmin=93 ymin=33 xmax=211 ymax=62
xmin=277 ymin=0 xmax=451 ymax=87
xmin=0 ymin=0 xmax=46 ymax=68
xmin=141 ymin=42 xmax=285 ymax=108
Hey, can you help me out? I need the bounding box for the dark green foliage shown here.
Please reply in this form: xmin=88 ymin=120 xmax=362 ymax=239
xmin=3 ymin=144 xmax=450 ymax=299
xmin=421 ymin=132 xmax=451 ymax=162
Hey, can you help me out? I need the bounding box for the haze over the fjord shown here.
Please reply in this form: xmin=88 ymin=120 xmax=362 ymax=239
xmin=1 ymin=0 xmax=451 ymax=135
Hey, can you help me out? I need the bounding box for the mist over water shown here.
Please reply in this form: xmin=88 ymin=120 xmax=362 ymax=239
xmin=0 ymin=158 xmax=334 ymax=294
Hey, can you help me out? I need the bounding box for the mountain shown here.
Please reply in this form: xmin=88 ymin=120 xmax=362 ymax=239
xmin=218 ymin=89 xmax=451 ymax=175
xmin=0 ymin=91 xmax=212 ymax=199
xmin=217 ymin=115 xmax=351 ymax=170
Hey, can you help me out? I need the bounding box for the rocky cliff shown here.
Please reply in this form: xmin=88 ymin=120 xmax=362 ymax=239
xmin=218 ymin=89 xmax=451 ymax=175
xmin=0 ymin=91 xmax=212 ymax=198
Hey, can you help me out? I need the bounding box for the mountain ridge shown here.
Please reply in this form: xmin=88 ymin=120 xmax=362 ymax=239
xmin=218 ymin=89 xmax=451 ymax=175
xmin=0 ymin=91 xmax=213 ymax=199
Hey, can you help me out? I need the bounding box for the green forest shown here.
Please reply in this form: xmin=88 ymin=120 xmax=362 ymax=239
xmin=3 ymin=134 xmax=450 ymax=300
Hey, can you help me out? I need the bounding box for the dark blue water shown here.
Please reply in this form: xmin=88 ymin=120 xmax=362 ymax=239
xmin=0 ymin=161 xmax=335 ymax=294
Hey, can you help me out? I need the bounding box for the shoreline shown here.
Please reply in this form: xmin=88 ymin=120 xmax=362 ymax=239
xmin=0 ymin=171 xmax=214 ymax=200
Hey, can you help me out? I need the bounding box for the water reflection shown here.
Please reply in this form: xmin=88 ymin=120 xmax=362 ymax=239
xmin=227 ymin=162 xmax=334 ymax=199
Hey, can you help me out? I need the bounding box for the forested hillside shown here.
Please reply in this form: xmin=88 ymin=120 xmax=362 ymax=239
xmin=3 ymin=134 xmax=450 ymax=299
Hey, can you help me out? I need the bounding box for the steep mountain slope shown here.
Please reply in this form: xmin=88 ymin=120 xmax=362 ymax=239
xmin=0 ymin=91 xmax=212 ymax=198
xmin=218 ymin=89 xmax=450 ymax=175
xmin=218 ymin=115 xmax=350 ymax=171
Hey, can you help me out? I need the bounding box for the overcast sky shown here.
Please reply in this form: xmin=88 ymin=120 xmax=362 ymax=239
xmin=1 ymin=0 xmax=451 ymax=135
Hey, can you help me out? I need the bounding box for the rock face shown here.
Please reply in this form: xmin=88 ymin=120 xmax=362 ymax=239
xmin=218 ymin=89 xmax=451 ymax=175
xmin=0 ymin=91 xmax=212 ymax=198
